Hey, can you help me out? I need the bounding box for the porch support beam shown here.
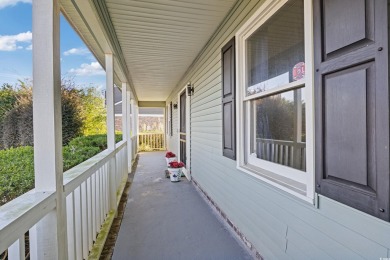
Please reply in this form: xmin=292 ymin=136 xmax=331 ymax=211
xmin=105 ymin=53 xmax=117 ymax=210
xmin=138 ymin=101 xmax=166 ymax=108
xmin=30 ymin=0 xmax=68 ymax=259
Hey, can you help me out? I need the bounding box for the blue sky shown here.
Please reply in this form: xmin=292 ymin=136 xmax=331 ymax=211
xmin=0 ymin=0 xmax=105 ymax=90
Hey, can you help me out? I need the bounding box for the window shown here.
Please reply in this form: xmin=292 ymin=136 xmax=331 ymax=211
xmin=236 ymin=0 xmax=314 ymax=202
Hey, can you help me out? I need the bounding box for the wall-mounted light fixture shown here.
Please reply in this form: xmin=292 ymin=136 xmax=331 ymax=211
xmin=173 ymin=103 xmax=178 ymax=109
xmin=187 ymin=82 xmax=194 ymax=96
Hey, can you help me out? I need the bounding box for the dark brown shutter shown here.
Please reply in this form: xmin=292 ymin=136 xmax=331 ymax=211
xmin=170 ymin=102 xmax=173 ymax=137
xmin=314 ymin=0 xmax=389 ymax=221
xmin=222 ymin=37 xmax=236 ymax=160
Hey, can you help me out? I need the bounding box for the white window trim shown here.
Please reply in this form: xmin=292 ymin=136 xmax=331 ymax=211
xmin=235 ymin=0 xmax=315 ymax=203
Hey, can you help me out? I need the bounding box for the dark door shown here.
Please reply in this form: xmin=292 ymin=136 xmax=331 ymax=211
xmin=314 ymin=0 xmax=389 ymax=220
xmin=179 ymin=91 xmax=187 ymax=166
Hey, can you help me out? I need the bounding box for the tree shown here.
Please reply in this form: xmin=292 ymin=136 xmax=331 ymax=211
xmin=1 ymin=81 xmax=84 ymax=148
xmin=79 ymin=87 xmax=107 ymax=135
xmin=0 ymin=84 xmax=18 ymax=149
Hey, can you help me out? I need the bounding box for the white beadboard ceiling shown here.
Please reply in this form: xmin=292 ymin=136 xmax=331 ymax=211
xmin=105 ymin=0 xmax=237 ymax=101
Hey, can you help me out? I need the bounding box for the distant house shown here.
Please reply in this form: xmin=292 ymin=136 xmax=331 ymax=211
xmin=113 ymin=86 xmax=125 ymax=132
xmin=138 ymin=108 xmax=164 ymax=133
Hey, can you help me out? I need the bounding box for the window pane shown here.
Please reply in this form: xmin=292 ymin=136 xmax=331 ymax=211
xmin=251 ymin=88 xmax=306 ymax=171
xmin=246 ymin=0 xmax=304 ymax=96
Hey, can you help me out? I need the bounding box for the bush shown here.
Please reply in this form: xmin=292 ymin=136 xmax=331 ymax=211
xmin=0 ymin=84 xmax=18 ymax=150
xmin=68 ymin=134 xmax=122 ymax=150
xmin=0 ymin=146 xmax=34 ymax=205
xmin=0 ymin=134 xmax=123 ymax=205
xmin=63 ymin=145 xmax=101 ymax=171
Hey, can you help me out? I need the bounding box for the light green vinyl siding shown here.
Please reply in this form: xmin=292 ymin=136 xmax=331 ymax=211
xmin=166 ymin=0 xmax=390 ymax=258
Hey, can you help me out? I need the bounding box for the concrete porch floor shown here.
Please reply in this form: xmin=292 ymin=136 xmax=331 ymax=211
xmin=113 ymin=151 xmax=252 ymax=260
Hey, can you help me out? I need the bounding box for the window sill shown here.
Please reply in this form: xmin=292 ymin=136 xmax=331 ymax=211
xmin=237 ymin=164 xmax=314 ymax=204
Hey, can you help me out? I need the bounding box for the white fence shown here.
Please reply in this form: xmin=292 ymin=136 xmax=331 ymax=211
xmin=0 ymin=141 xmax=129 ymax=260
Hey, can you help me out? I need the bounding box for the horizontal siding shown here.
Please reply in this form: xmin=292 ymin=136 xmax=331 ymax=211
xmin=166 ymin=0 xmax=390 ymax=259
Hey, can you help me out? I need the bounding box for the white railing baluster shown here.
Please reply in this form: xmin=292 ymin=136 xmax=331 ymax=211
xmin=100 ymin=167 xmax=104 ymax=226
xmin=66 ymin=193 xmax=76 ymax=260
xmin=87 ymin=177 xmax=93 ymax=250
xmin=81 ymin=182 xmax=89 ymax=259
xmin=91 ymin=173 xmax=97 ymax=239
xmin=74 ymin=187 xmax=83 ymax=260
xmin=105 ymin=163 xmax=110 ymax=214
xmin=8 ymin=236 xmax=25 ymax=260
xmin=95 ymin=169 xmax=100 ymax=233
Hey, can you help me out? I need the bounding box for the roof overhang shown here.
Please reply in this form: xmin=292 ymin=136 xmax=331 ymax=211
xmin=60 ymin=0 xmax=238 ymax=102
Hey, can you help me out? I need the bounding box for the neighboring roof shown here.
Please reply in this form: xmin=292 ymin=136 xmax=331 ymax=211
xmin=114 ymin=87 xmax=122 ymax=114
xmin=139 ymin=108 xmax=164 ymax=115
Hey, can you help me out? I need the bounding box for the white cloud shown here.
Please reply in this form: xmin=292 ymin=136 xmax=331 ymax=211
xmin=26 ymin=44 xmax=32 ymax=50
xmin=0 ymin=31 xmax=32 ymax=51
xmin=63 ymin=47 xmax=90 ymax=56
xmin=0 ymin=0 xmax=31 ymax=9
xmin=68 ymin=62 xmax=105 ymax=76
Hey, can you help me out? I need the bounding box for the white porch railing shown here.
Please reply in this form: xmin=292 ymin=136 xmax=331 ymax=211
xmin=256 ymin=138 xmax=306 ymax=171
xmin=0 ymin=141 xmax=129 ymax=260
xmin=138 ymin=133 xmax=165 ymax=151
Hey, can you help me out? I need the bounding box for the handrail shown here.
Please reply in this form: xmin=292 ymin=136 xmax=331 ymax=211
xmin=0 ymin=191 xmax=56 ymax=253
xmin=63 ymin=149 xmax=114 ymax=196
xmin=115 ymin=140 xmax=127 ymax=152
xmin=63 ymin=140 xmax=127 ymax=196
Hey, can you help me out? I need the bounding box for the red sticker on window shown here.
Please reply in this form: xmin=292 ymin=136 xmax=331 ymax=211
xmin=293 ymin=62 xmax=305 ymax=81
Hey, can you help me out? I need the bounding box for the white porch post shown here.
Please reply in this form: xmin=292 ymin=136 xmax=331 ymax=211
xmin=30 ymin=0 xmax=68 ymax=259
xmin=132 ymin=101 xmax=139 ymax=153
xmin=125 ymin=87 xmax=132 ymax=170
xmin=105 ymin=53 xmax=117 ymax=210
xmin=121 ymin=82 xmax=131 ymax=172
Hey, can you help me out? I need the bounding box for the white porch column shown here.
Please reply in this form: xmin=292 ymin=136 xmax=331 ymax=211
xmin=121 ymin=82 xmax=131 ymax=172
xmin=131 ymin=100 xmax=139 ymax=153
xmin=125 ymin=87 xmax=132 ymax=170
xmin=30 ymin=0 xmax=68 ymax=259
xmin=105 ymin=53 xmax=117 ymax=210
xmin=121 ymin=83 xmax=127 ymax=141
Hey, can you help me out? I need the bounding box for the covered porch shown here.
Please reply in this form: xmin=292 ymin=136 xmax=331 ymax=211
xmin=0 ymin=0 xmax=246 ymax=259
xmin=2 ymin=0 xmax=390 ymax=259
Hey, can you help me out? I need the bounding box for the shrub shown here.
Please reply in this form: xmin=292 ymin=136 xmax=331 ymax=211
xmin=67 ymin=134 xmax=122 ymax=150
xmin=63 ymin=145 xmax=101 ymax=171
xmin=0 ymin=146 xmax=34 ymax=205
xmin=0 ymin=134 xmax=124 ymax=205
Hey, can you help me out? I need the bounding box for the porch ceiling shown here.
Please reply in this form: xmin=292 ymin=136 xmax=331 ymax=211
xmin=105 ymin=0 xmax=237 ymax=101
